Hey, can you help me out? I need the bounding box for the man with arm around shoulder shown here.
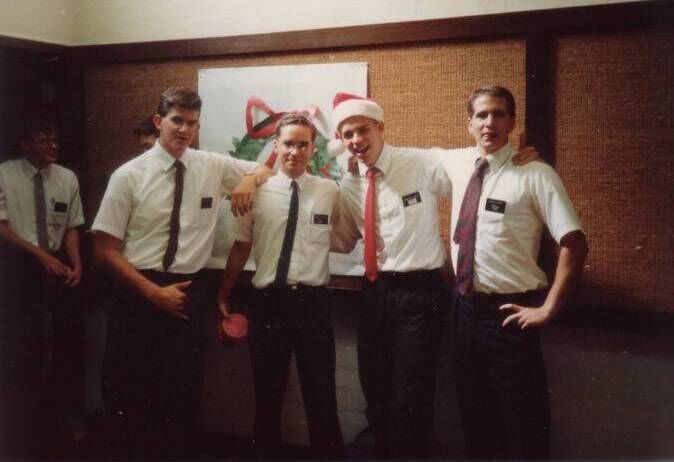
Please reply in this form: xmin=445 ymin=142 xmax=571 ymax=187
xmin=443 ymin=86 xmax=588 ymax=459
xmin=91 ymin=87 xmax=270 ymax=457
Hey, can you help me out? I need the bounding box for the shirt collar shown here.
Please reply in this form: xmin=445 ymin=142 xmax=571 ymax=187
xmin=473 ymin=142 xmax=514 ymax=173
xmin=20 ymin=157 xmax=52 ymax=179
xmin=154 ymin=143 xmax=192 ymax=172
xmin=278 ymin=169 xmax=308 ymax=191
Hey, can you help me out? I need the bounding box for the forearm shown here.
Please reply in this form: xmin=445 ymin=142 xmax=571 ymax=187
xmin=219 ymin=240 xmax=252 ymax=301
xmin=329 ymin=198 xmax=360 ymax=253
xmin=63 ymin=227 xmax=82 ymax=269
xmin=251 ymin=164 xmax=272 ymax=185
xmin=329 ymin=230 xmax=358 ymax=253
xmin=541 ymin=231 xmax=588 ymax=318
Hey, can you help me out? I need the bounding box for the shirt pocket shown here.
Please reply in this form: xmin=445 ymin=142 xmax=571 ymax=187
xmin=48 ymin=199 xmax=68 ymax=228
xmin=478 ymin=199 xmax=507 ymax=237
xmin=400 ymin=190 xmax=425 ymax=225
xmin=307 ymin=211 xmax=331 ymax=244
xmin=193 ymin=195 xmax=217 ymax=227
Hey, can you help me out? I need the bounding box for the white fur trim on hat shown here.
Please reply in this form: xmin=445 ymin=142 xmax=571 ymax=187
xmin=332 ymin=94 xmax=384 ymax=131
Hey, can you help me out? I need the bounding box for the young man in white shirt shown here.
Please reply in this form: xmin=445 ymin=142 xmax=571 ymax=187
xmin=444 ymin=86 xmax=588 ymax=459
xmin=330 ymin=93 xmax=452 ymax=459
xmin=92 ymin=87 xmax=270 ymax=457
xmin=218 ymin=114 xmax=344 ymax=459
xmin=0 ymin=114 xmax=85 ymax=456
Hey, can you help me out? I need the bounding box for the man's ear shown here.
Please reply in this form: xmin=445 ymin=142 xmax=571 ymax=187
xmin=152 ymin=114 xmax=162 ymax=130
xmin=334 ymin=130 xmax=342 ymax=141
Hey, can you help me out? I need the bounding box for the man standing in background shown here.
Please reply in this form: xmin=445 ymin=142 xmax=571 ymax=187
xmin=0 ymin=114 xmax=85 ymax=457
xmin=133 ymin=116 xmax=160 ymax=153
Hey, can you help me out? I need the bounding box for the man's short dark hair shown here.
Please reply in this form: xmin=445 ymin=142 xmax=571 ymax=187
xmin=275 ymin=113 xmax=318 ymax=142
xmin=468 ymin=86 xmax=516 ymax=118
xmin=133 ymin=116 xmax=159 ymax=138
xmin=157 ymin=87 xmax=202 ymax=117
xmin=20 ymin=113 xmax=58 ymax=143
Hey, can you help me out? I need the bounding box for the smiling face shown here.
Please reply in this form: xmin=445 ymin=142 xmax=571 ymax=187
xmin=468 ymin=94 xmax=515 ymax=155
xmin=275 ymin=123 xmax=315 ymax=178
xmin=336 ymin=116 xmax=385 ymax=167
xmin=154 ymin=107 xmax=200 ymax=158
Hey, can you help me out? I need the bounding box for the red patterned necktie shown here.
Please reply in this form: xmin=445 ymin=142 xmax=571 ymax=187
xmin=364 ymin=167 xmax=379 ymax=282
xmin=453 ymin=157 xmax=489 ymax=295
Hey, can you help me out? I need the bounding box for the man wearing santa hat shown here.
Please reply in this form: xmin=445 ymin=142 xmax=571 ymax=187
xmin=331 ymin=92 xmax=452 ymax=459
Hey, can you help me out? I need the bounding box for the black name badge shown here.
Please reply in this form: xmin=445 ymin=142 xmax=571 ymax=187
xmin=485 ymin=198 xmax=506 ymax=214
xmin=313 ymin=214 xmax=329 ymax=225
xmin=402 ymin=191 xmax=422 ymax=207
xmin=201 ymin=197 xmax=213 ymax=209
xmin=53 ymin=201 xmax=68 ymax=213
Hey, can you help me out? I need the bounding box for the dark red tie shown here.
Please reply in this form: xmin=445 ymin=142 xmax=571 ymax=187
xmin=453 ymin=157 xmax=489 ymax=295
xmin=364 ymin=167 xmax=379 ymax=282
xmin=162 ymin=160 xmax=184 ymax=271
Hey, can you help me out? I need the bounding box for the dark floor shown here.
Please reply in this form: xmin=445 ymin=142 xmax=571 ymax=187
xmin=5 ymin=288 xmax=674 ymax=460
xmin=199 ymin=290 xmax=674 ymax=460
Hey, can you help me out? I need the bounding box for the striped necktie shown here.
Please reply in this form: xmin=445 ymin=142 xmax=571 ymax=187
xmin=453 ymin=157 xmax=489 ymax=295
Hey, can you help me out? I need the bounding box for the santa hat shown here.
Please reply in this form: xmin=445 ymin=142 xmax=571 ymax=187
xmin=328 ymin=92 xmax=384 ymax=156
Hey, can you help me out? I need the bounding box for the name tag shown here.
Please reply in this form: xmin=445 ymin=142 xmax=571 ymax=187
xmin=53 ymin=201 xmax=68 ymax=213
xmin=402 ymin=191 xmax=422 ymax=207
xmin=201 ymin=197 xmax=213 ymax=209
xmin=313 ymin=214 xmax=329 ymax=225
xmin=485 ymin=198 xmax=506 ymax=214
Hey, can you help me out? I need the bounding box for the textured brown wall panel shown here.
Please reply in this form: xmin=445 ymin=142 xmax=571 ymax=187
xmin=84 ymin=39 xmax=525 ymax=247
xmin=554 ymin=30 xmax=674 ymax=313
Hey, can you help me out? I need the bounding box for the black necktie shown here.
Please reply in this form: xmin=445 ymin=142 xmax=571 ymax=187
xmin=453 ymin=157 xmax=489 ymax=295
xmin=34 ymin=171 xmax=50 ymax=250
xmin=274 ymin=180 xmax=299 ymax=288
xmin=162 ymin=160 xmax=185 ymax=271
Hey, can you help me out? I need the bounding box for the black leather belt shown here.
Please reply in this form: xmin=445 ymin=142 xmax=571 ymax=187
xmin=139 ymin=269 xmax=201 ymax=285
xmin=376 ymin=268 xmax=441 ymax=282
xmin=469 ymin=289 xmax=546 ymax=307
xmin=261 ymin=284 xmax=325 ymax=295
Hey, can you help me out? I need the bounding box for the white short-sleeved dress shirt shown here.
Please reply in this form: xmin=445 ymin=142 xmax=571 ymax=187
xmin=92 ymin=143 xmax=258 ymax=274
xmin=0 ymin=158 xmax=84 ymax=252
xmin=440 ymin=143 xmax=583 ymax=294
xmin=332 ymin=144 xmax=451 ymax=273
xmin=234 ymin=170 xmax=339 ymax=289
